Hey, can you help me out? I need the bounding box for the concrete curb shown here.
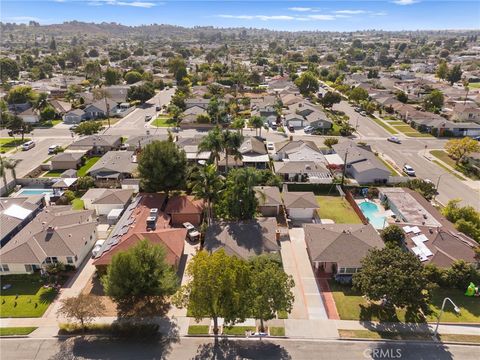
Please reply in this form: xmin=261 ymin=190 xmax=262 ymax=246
xmin=339 ymin=337 xmax=480 ymax=347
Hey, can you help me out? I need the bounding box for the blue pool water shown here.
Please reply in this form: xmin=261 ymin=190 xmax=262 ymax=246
xmin=358 ymin=201 xmax=386 ymax=229
xmin=16 ymin=188 xmax=54 ymax=196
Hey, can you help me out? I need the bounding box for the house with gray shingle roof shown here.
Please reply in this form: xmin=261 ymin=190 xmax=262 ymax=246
xmin=0 ymin=206 xmax=97 ymax=274
xmin=87 ymin=151 xmax=137 ymax=180
xmin=82 ymin=188 xmax=134 ymax=216
xmin=254 ymin=186 xmax=282 ymax=217
xmin=283 ymin=191 xmax=318 ymax=221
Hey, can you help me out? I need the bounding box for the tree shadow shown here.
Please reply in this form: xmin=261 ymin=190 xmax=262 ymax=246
xmin=192 ymin=338 xmax=291 ymax=360
xmin=365 ymin=341 xmax=454 ymax=360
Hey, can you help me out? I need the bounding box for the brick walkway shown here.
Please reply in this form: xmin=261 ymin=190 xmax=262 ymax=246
xmin=316 ymin=276 xmax=340 ymax=320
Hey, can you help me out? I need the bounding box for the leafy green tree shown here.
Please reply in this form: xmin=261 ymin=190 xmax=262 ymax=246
xmin=124 ymin=71 xmax=142 ymax=84
xmin=73 ymin=121 xmax=103 ymax=136
xmin=40 ymin=105 xmax=56 ymax=121
xmin=173 ymin=249 xmax=250 ymax=335
xmin=6 ymin=116 xmax=31 ymax=141
xmin=348 ymin=87 xmax=369 ymax=102
xmin=49 ymin=37 xmax=57 ymax=51
xmin=57 ymin=294 xmax=106 ymax=331
xmin=137 ymin=140 xmax=187 ymax=195
xmin=323 ymin=137 xmax=339 ymax=148
xmin=76 ymin=176 xmax=95 ymax=190
xmin=442 ymin=199 xmax=480 ymax=242
xmin=84 ymin=60 xmax=102 ymax=81
xmin=217 ymin=167 xmax=260 ymax=220
xmin=230 ymin=117 xmax=245 ymax=135
xmin=380 ymin=225 xmax=405 ymax=248
xmin=294 ymin=71 xmax=319 ymax=96
xmin=405 ymin=179 xmax=437 ymax=200
xmin=104 ymin=67 xmax=123 ymax=85
xmin=102 ymin=240 xmax=178 ymax=317
xmin=127 ymin=83 xmax=155 ymax=103
xmin=445 ymin=137 xmax=480 ymax=165
xmin=353 ymin=247 xmax=430 ymax=315
xmin=443 ymin=260 xmax=479 ymax=288
xmin=423 ymin=90 xmax=444 ymax=112
xmin=3 ymin=158 xmax=20 ymax=184
xmin=168 ymin=57 xmax=188 ymax=82
xmin=248 ymin=255 xmax=295 ymax=332
xmin=0 ymin=58 xmax=20 ymax=82
xmin=436 ymin=60 xmax=448 ymax=80
xmin=7 ymin=86 xmax=36 ymax=104
xmin=320 ymin=91 xmax=341 ymax=108
xmin=65 ymin=46 xmax=83 ymax=67
xmin=447 ymin=64 xmax=462 ymax=85
xmin=188 ymin=164 xmax=224 ymax=225
xmin=248 ymin=116 xmax=264 ymax=137
xmin=396 ymin=91 xmax=408 ymax=103
xmin=198 ymin=127 xmax=224 ymax=167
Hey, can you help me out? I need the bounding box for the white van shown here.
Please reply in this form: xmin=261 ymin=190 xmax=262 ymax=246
xmin=22 ymin=140 xmax=35 ymax=151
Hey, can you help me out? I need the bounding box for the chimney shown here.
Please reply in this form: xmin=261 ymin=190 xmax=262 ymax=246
xmin=46 ymin=226 xmax=55 ymax=234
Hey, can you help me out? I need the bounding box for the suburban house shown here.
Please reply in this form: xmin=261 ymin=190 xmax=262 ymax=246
xmin=84 ymin=98 xmax=118 ymax=119
xmin=203 ymin=217 xmax=279 ymax=259
xmin=332 ymin=141 xmax=391 ymax=184
xmin=272 ymin=140 xmax=325 ymax=162
xmin=18 ymin=107 xmax=39 ymax=123
xmin=283 ymin=191 xmax=318 ymax=221
xmin=63 ymin=108 xmax=86 ymax=124
xmin=218 ymin=137 xmax=269 ymax=171
xmin=81 ymin=188 xmax=134 ymax=216
xmin=87 ymin=151 xmax=137 ymax=181
xmin=69 ymin=135 xmax=122 ymax=154
xmin=449 ymin=103 xmax=480 ymax=124
xmin=93 ymin=193 xmax=185 ymax=269
xmin=185 ymin=98 xmax=210 ymax=109
xmin=50 ymin=151 xmax=86 ymax=171
xmin=50 ymin=99 xmax=72 ymax=116
xmin=305 ymin=111 xmax=333 ymax=131
xmin=273 ymin=161 xmax=332 ymax=184
xmin=126 ymin=134 xmax=169 ymax=151
xmin=0 ymin=195 xmax=44 ymax=247
xmin=304 ymin=223 xmax=384 ymax=278
xmin=0 ymin=207 xmax=97 ymax=274
xmin=176 ymin=135 xmax=211 ymax=163
xmin=284 ymin=113 xmax=307 ymax=129
xmin=254 ymin=186 xmax=283 ymax=217
xmin=164 ymin=195 xmax=205 ymax=227
xmin=378 ymin=187 xmax=477 ymax=267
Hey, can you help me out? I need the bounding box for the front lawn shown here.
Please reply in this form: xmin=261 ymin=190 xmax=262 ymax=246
xmin=370 ymin=117 xmax=398 ymax=134
xmin=430 ymin=150 xmax=457 ymax=168
xmin=42 ymin=170 xmax=64 ymax=178
xmin=187 ymin=325 xmax=209 ymax=335
xmin=0 ymin=138 xmax=30 ymax=153
xmin=316 ymin=196 xmax=362 ymax=224
xmin=338 ymin=329 xmax=431 ymax=341
xmin=0 ymin=327 xmax=37 ymax=336
xmin=0 ymin=275 xmax=57 ymax=318
xmin=152 ymin=116 xmax=175 ymax=127
xmin=71 ymin=198 xmax=84 ymax=210
xmin=223 ymin=326 xmax=256 ymax=336
xmin=77 ymin=156 xmax=101 ymax=177
xmin=269 ymin=327 xmax=285 ymax=336
xmin=329 ymin=280 xmax=480 ymax=323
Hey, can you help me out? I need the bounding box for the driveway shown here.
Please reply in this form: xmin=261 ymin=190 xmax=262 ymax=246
xmin=281 ymin=228 xmax=327 ymax=320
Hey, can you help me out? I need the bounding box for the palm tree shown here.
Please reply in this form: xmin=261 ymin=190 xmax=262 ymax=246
xmin=4 ymin=158 xmax=20 ymax=185
xmin=0 ymin=157 xmax=8 ymax=192
xmin=198 ymin=127 xmax=224 ymax=167
xmin=222 ymin=130 xmax=244 ymax=173
xmin=249 ymin=116 xmax=265 ymax=137
xmin=188 ymin=164 xmax=224 ymax=225
xmin=463 ymin=79 xmax=470 ymax=105
xmin=231 ymin=117 xmax=245 ymax=136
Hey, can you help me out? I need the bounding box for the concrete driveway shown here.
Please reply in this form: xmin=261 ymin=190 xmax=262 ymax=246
xmin=280 ymin=228 xmax=327 ymax=320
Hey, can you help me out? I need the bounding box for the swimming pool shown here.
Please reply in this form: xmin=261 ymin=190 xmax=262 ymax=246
xmin=16 ymin=188 xmax=55 ymax=197
xmin=358 ymin=201 xmax=386 ymax=229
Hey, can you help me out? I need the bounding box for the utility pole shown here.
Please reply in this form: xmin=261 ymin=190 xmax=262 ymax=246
xmin=341 ymin=149 xmax=348 ymax=186
xmin=104 ymin=92 xmax=110 ymax=129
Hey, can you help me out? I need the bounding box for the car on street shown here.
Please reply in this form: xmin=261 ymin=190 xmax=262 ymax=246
xmin=155 ymin=105 xmax=161 ymax=111
xmin=145 ymin=115 xmax=152 ymax=122
xmin=403 ymin=164 xmax=416 ymax=176
xmin=21 ymin=140 xmax=35 ymax=151
xmin=359 ymin=111 xmax=367 ymax=116
xmin=266 ymin=142 xmax=275 ymax=151
xmin=303 ymin=125 xmax=314 ymax=133
xmin=48 ymin=145 xmax=60 ymax=154
xmin=92 ymin=239 xmax=105 ymax=258
xmin=387 ymin=136 xmax=401 ymax=144
xmin=354 ymin=107 xmax=361 ymax=112
xmin=183 ymin=222 xmax=200 ymax=242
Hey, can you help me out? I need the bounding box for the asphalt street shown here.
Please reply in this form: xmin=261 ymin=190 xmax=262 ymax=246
xmin=1 ymin=337 xmax=478 ymax=360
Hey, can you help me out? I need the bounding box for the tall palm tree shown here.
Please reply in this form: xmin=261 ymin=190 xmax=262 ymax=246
xmin=188 ymin=164 xmax=224 ymax=225
xmin=249 ymin=116 xmax=265 ymax=137
xmin=198 ymin=127 xmax=224 ymax=167
xmin=463 ymin=79 xmax=470 ymax=105
xmin=0 ymin=157 xmax=8 ymax=192
xmin=4 ymin=158 xmax=20 ymax=185
xmin=222 ymin=130 xmax=243 ymax=173
xmin=231 ymin=117 xmax=245 ymax=136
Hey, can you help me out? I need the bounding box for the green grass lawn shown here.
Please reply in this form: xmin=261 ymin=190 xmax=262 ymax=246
xmin=277 ymin=310 xmax=288 ymax=319
xmin=77 ymin=156 xmax=101 ymax=177
xmin=0 ymin=275 xmax=57 ymax=318
xmin=338 ymin=329 xmax=431 ymax=341
xmin=430 ymin=150 xmax=457 ymax=168
xmin=152 ymin=116 xmax=175 ymax=127
xmin=404 ymin=132 xmax=434 ymax=138
xmin=468 ymin=82 xmax=480 ymax=90
xmin=439 ymin=334 xmax=480 ymax=344
xmin=376 ymin=156 xmax=401 ymax=176
xmin=384 ymin=121 xmax=407 ymax=125
xmin=223 ymin=326 xmax=256 ymax=336
xmin=187 ymin=325 xmax=209 ymax=335
xmin=0 ymin=138 xmax=30 ymax=153
xmin=71 ymin=198 xmax=84 ymax=210
xmin=329 ymin=280 xmax=480 ymax=323
xmin=42 ymin=170 xmax=64 ymax=178
xmin=370 ymin=117 xmax=398 ymax=134
xmin=0 ymin=327 xmax=37 ymax=336
xmin=391 ymin=125 xmax=417 ymax=132
xmin=316 ymin=196 xmax=362 ymax=224
xmin=269 ymin=327 xmax=285 ymax=336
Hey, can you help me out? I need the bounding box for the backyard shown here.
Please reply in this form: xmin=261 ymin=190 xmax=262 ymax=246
xmin=77 ymin=156 xmax=101 ymax=177
xmin=0 ymin=138 xmax=30 ymax=153
xmin=0 ymin=275 xmax=57 ymax=318
xmin=329 ymin=280 xmax=480 ymax=323
xmin=316 ymin=196 xmax=362 ymax=224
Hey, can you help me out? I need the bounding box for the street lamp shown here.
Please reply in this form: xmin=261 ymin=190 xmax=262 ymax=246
xmin=433 ymin=173 xmax=448 ymax=202
xmin=433 ymin=297 xmax=460 ymax=338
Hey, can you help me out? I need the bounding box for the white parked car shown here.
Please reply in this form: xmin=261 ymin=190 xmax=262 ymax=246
xmin=403 ymin=164 xmax=416 ymax=176
xmin=92 ymin=239 xmax=105 ymax=258
xmin=303 ymin=125 xmax=314 ymax=133
xmin=387 ymin=136 xmax=401 ymax=144
xmin=266 ymin=142 xmax=275 ymax=151
xmin=183 ymin=222 xmax=200 ymax=242
xmin=48 ymin=144 xmax=60 ymax=154
xmin=22 ymin=140 xmax=35 ymax=151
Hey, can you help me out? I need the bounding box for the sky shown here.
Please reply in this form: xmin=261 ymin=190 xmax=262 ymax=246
xmin=1 ymin=0 xmax=479 ymax=31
